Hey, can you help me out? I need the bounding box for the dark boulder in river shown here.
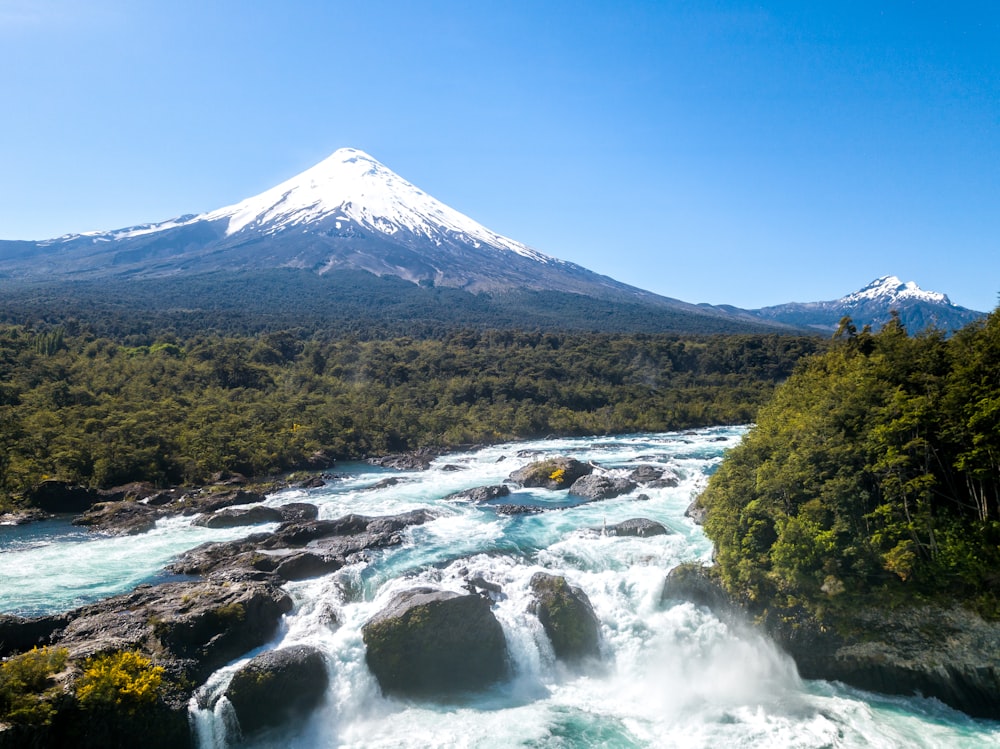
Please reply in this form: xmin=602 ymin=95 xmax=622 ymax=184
xmin=603 ymin=518 xmax=670 ymax=537
xmin=224 ymin=645 xmax=329 ymax=736
xmin=446 ymin=484 xmax=511 ymax=502
xmin=362 ymin=588 xmax=508 ymax=697
xmin=508 ymin=457 xmax=592 ymax=490
xmin=529 ymin=572 xmax=601 ymax=663
xmin=568 ymin=474 xmax=637 ymax=501
xmin=193 ymin=504 xmax=284 ymax=528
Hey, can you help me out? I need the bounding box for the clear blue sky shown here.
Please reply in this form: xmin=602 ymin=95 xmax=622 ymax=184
xmin=2 ymin=1 xmax=997 ymax=311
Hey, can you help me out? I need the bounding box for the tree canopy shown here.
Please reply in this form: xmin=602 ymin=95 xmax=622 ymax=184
xmin=701 ymin=309 xmax=1000 ymax=616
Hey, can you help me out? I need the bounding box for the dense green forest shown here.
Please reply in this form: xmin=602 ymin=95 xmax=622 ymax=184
xmin=700 ymin=308 xmax=1000 ymax=616
xmin=0 ymin=326 xmax=820 ymax=509
xmin=0 ymin=270 xmax=793 ymax=339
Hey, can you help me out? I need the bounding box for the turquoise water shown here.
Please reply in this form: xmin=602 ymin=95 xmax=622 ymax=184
xmin=2 ymin=427 xmax=998 ymax=748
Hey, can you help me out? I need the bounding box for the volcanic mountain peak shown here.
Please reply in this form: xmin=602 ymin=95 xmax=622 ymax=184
xmin=840 ymin=275 xmax=948 ymax=306
xmin=200 ymin=147 xmax=554 ymax=263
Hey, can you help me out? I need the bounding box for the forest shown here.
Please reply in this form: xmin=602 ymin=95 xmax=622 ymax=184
xmin=0 ymin=326 xmax=821 ymax=509
xmin=700 ymin=308 xmax=1000 ymax=615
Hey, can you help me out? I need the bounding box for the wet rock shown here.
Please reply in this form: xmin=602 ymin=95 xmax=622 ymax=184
xmin=72 ymin=500 xmax=160 ymax=535
xmin=508 ymin=457 xmax=592 ymax=490
xmin=193 ymin=505 xmax=283 ymax=528
xmin=0 ymin=508 xmax=53 ymax=525
xmin=684 ymin=498 xmax=707 ymax=525
xmin=441 ymin=464 xmax=466 ymax=472
xmin=567 ymin=474 xmax=636 ymax=501
xmin=273 ymin=551 xmax=343 ymax=580
xmin=56 ymin=579 xmax=292 ymax=683
xmin=277 ymin=502 xmax=319 ymax=522
xmin=367 ymin=450 xmax=438 ymax=471
xmin=224 ymin=645 xmax=329 ymax=736
xmin=362 ymin=588 xmax=508 ymax=696
xmin=363 ymin=477 xmax=404 ymax=491
xmin=529 ymin=572 xmax=601 ymax=663
xmin=297 ymin=476 xmax=327 ymax=489
xmin=446 ymin=485 xmax=511 ymax=502
xmin=660 ymin=563 xmax=734 ymax=616
xmin=179 ymin=489 xmax=267 ymax=516
xmin=604 ymin=518 xmax=670 ymax=537
xmin=629 ymin=464 xmax=680 ymax=487
xmin=493 ymin=504 xmax=543 ymax=516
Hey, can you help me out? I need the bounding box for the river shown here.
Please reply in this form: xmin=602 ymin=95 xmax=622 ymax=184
xmin=2 ymin=427 xmax=997 ymax=748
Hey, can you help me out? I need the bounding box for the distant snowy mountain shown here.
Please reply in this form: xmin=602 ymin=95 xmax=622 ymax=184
xmin=750 ymin=275 xmax=985 ymax=333
xmin=0 ymin=148 xmax=703 ymax=313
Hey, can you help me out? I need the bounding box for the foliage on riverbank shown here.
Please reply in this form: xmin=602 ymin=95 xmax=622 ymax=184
xmin=0 ymin=327 xmax=820 ymax=508
xmin=700 ymin=308 xmax=1000 ymax=617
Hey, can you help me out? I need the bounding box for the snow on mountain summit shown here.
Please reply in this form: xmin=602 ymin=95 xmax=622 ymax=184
xmin=201 ymin=147 xmax=553 ymax=263
xmin=841 ymin=275 xmax=949 ymax=306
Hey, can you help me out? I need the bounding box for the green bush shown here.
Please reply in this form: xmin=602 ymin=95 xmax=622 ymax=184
xmin=0 ymin=646 xmax=69 ymax=726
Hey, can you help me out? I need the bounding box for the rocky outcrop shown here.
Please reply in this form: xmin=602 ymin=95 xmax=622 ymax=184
xmin=660 ymin=564 xmax=734 ymax=616
xmin=169 ymin=509 xmax=434 ymax=582
xmin=684 ymin=498 xmax=707 ymax=525
xmin=603 ymin=518 xmax=670 ymax=537
xmin=763 ymin=604 xmax=1000 ymax=721
xmin=568 ymin=474 xmax=637 ymax=501
xmin=660 ymin=563 xmax=1000 ymax=720
xmin=55 ymin=579 xmax=292 ymax=683
xmin=446 ymin=485 xmax=511 ymax=502
xmin=362 ymin=588 xmax=508 ymax=696
xmin=223 ymin=645 xmax=329 ymax=736
xmin=508 ymin=457 xmax=592 ymax=490
xmin=193 ymin=505 xmax=283 ymax=528
xmin=367 ymin=449 xmax=438 ymax=471
xmin=494 ymin=504 xmax=543 ymax=515
xmin=28 ymin=480 xmax=102 ymax=513
xmin=529 ymin=572 xmax=600 ymax=663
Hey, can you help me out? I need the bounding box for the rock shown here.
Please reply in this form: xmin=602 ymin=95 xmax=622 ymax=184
xmin=367 ymin=450 xmax=438 ymax=471
xmin=627 ymin=465 xmax=664 ymax=483
xmin=362 ymin=588 xmax=508 ymax=696
xmin=363 ymin=477 xmax=404 ymax=491
xmin=628 ymin=464 xmax=680 ymax=487
xmin=179 ymin=489 xmax=267 ymax=516
xmin=604 ymin=518 xmax=670 ymax=537
xmin=508 ymin=457 xmax=592 ymax=490
xmin=446 ymin=485 xmax=511 ymax=502
xmin=0 ymin=508 xmax=52 ymax=525
xmin=441 ymin=464 xmax=466 ymax=472
xmin=763 ymin=604 xmax=1000 ymax=721
xmin=224 ymin=645 xmax=329 ymax=736
xmin=494 ymin=504 xmax=543 ymax=516
xmin=56 ymin=579 xmax=293 ymax=683
xmin=277 ymin=502 xmax=319 ymax=522
xmin=529 ymin=572 xmax=600 ymax=663
xmin=72 ymin=500 xmax=160 ymax=535
xmin=193 ymin=505 xmax=284 ymax=528
xmin=567 ymin=474 xmax=636 ymax=501
xmin=0 ymin=613 xmax=69 ymax=657
xmin=28 ymin=480 xmax=102 ymax=513
xmin=684 ymin=498 xmax=707 ymax=525
xmin=273 ymin=551 xmax=343 ymax=580
xmin=660 ymin=563 xmax=734 ymax=617
xmin=297 ymin=476 xmax=327 ymax=489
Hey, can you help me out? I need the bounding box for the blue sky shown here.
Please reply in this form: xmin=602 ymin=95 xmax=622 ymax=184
xmin=1 ymin=1 xmax=997 ymax=311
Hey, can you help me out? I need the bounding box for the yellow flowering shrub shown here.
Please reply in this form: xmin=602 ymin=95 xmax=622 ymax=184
xmin=75 ymin=650 xmax=164 ymax=712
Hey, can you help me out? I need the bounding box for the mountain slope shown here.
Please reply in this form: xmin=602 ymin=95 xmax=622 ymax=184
xmin=748 ymin=275 xmax=985 ymax=333
xmin=0 ymin=148 xmax=707 ymax=313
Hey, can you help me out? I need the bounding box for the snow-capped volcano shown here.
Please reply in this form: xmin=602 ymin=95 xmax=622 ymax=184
xmin=0 ymin=147 xmax=696 ymax=307
xmin=200 ymin=148 xmax=552 ymax=264
xmin=840 ymin=275 xmax=948 ymax=306
xmin=750 ymin=275 xmax=983 ymax=334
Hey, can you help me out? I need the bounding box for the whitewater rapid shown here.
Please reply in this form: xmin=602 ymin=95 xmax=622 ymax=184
xmin=2 ymin=428 xmax=998 ymax=748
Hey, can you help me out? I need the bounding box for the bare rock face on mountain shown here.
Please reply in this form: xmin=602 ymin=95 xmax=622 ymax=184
xmin=362 ymin=588 xmax=508 ymax=697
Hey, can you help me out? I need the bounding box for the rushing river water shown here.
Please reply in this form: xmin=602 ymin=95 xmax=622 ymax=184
xmin=2 ymin=427 xmax=998 ymax=748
